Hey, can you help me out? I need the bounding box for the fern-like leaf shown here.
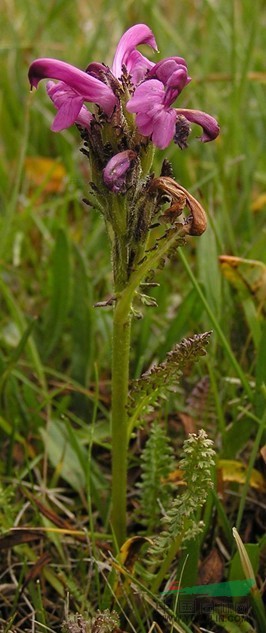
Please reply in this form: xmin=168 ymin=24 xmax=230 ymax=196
xmin=128 ymin=332 xmax=212 ymax=429
xmin=149 ymin=430 xmax=215 ymax=585
xmin=138 ymin=421 xmax=175 ymax=532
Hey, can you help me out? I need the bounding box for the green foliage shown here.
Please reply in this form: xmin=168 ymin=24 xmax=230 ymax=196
xmin=128 ymin=332 xmax=212 ymax=429
xmin=150 ymin=430 xmax=215 ymax=560
xmin=0 ymin=0 xmax=266 ymax=630
xmin=0 ymin=484 xmax=16 ymax=532
xmin=41 ymin=227 xmax=71 ymax=359
xmin=138 ymin=421 xmax=175 ymax=532
xmin=62 ymin=610 xmax=120 ymax=633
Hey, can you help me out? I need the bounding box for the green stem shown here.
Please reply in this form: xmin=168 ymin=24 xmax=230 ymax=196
xmin=111 ymin=297 xmax=132 ymax=547
xmin=109 ymin=224 xmax=184 ymax=545
xmin=151 ymin=535 xmax=182 ymax=594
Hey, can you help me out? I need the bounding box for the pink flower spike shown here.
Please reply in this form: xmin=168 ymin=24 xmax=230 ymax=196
xmin=111 ymin=24 xmax=158 ymax=81
xmin=175 ymin=108 xmax=220 ymax=142
xmin=46 ymin=81 xmax=93 ymax=131
xmin=103 ymin=150 xmax=136 ymax=192
xmin=29 ymin=58 xmax=117 ymax=116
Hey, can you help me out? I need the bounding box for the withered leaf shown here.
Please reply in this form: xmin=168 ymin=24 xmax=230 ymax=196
xmin=0 ymin=528 xmax=44 ymax=550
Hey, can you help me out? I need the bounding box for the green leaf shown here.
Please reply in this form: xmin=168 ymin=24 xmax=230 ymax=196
xmin=156 ymin=288 xmax=204 ymax=362
xmin=197 ymin=225 xmax=222 ymax=320
xmin=211 ymin=607 xmax=255 ymax=632
xmin=40 ymin=418 xmax=86 ymax=491
xmin=229 ymin=544 xmax=260 ymax=582
xmin=42 ymin=228 xmax=71 ymax=358
xmin=128 ymin=332 xmax=212 ymax=429
xmin=40 ymin=419 xmax=108 ymax=514
xmin=222 ymin=419 xmax=254 ymax=459
xmin=70 ymin=245 xmax=94 ymax=386
xmin=0 ymin=318 xmax=36 ymax=387
xmin=255 ymin=320 xmax=266 ymax=416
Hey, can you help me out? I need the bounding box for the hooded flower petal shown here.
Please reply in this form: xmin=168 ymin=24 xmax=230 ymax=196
xmin=46 ymin=81 xmax=93 ymax=131
xmin=29 ymin=58 xmax=117 ymax=116
xmin=127 ymin=70 xmax=220 ymax=148
xmin=147 ymin=57 xmax=188 ymax=83
xmin=103 ymin=150 xmax=136 ymax=192
xmin=146 ymin=57 xmax=191 ymax=105
xmin=175 ymin=108 xmax=220 ymax=142
xmin=111 ymin=24 xmax=157 ymax=81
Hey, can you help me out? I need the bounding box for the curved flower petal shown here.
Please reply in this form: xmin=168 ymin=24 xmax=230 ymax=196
xmin=124 ymin=50 xmax=155 ymax=84
xmin=103 ymin=150 xmax=136 ymax=192
xmin=175 ymin=108 xmax=220 ymax=142
xmin=85 ymin=62 xmax=107 ymax=78
xmin=47 ymin=81 xmax=92 ymax=131
xmin=111 ymin=23 xmax=157 ymax=80
xmin=167 ymin=67 xmax=190 ymax=91
xmin=29 ymin=58 xmax=117 ymax=115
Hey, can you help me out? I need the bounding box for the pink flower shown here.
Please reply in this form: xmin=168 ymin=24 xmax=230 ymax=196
xmin=29 ymin=58 xmax=117 ymax=130
xmin=127 ymin=56 xmax=219 ymax=149
xmin=103 ymin=150 xmax=136 ymax=192
xmin=28 ymin=24 xmax=158 ymax=132
xmin=46 ymin=81 xmax=93 ymax=131
xmin=111 ymin=23 xmax=157 ymax=84
xmin=28 ymin=23 xmax=220 ymax=148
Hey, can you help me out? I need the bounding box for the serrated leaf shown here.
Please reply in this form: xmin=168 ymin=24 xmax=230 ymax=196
xmin=128 ymin=332 xmax=211 ymax=427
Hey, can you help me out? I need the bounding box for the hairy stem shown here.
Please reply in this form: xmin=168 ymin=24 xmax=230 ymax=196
xmin=111 ymin=297 xmax=132 ymax=547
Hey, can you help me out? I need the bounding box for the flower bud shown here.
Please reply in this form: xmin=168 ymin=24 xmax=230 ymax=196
xmin=103 ymin=150 xmax=137 ymax=193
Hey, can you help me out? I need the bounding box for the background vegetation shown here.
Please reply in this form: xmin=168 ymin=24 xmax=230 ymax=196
xmin=0 ymin=0 xmax=265 ymax=631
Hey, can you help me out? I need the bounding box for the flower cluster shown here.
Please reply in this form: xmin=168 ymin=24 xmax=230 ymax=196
xmin=29 ymin=25 xmax=220 ymax=292
xmin=29 ymin=24 xmax=219 ymax=185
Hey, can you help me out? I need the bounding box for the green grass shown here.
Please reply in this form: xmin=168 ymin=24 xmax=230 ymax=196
xmin=0 ymin=0 xmax=266 ymax=631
